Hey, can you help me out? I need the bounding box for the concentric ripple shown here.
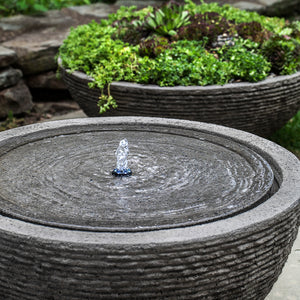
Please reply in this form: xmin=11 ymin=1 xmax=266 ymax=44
xmin=0 ymin=130 xmax=275 ymax=231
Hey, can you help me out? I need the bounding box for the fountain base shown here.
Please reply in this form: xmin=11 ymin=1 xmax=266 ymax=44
xmin=112 ymin=168 xmax=132 ymax=177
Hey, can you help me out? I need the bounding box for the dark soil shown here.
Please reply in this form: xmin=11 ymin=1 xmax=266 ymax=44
xmin=0 ymin=100 xmax=81 ymax=131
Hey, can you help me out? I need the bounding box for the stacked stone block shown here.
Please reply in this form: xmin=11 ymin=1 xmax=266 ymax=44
xmin=0 ymin=2 xmax=128 ymax=118
xmin=0 ymin=46 xmax=33 ymax=119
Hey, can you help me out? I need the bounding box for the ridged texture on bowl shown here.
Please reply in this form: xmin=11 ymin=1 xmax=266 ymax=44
xmin=60 ymin=65 xmax=300 ymax=137
xmin=0 ymin=205 xmax=298 ymax=299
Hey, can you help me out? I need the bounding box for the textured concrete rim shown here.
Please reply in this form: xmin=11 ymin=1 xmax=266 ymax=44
xmin=0 ymin=117 xmax=299 ymax=246
xmin=113 ymin=71 xmax=300 ymax=91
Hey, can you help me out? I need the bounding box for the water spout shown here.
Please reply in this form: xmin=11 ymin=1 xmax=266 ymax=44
xmin=112 ymin=139 xmax=132 ymax=177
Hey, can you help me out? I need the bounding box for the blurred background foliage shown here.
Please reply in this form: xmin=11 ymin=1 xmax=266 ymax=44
xmin=0 ymin=0 xmax=117 ymax=17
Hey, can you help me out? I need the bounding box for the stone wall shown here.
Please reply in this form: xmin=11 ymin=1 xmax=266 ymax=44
xmin=0 ymin=0 xmax=299 ymax=119
xmin=0 ymin=46 xmax=33 ymax=119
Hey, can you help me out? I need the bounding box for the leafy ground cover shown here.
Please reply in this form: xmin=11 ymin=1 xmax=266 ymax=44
xmin=0 ymin=0 xmax=116 ymax=17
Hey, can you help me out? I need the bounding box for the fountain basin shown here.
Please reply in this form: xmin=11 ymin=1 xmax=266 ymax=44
xmin=0 ymin=117 xmax=299 ymax=299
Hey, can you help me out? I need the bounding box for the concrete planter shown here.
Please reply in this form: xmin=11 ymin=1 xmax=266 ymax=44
xmin=0 ymin=117 xmax=299 ymax=299
xmin=59 ymin=59 xmax=300 ymax=137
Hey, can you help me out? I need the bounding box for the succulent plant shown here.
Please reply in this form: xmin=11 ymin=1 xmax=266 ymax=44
xmin=144 ymin=0 xmax=190 ymax=37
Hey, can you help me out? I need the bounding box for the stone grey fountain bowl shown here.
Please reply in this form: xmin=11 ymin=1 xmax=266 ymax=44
xmin=0 ymin=117 xmax=299 ymax=299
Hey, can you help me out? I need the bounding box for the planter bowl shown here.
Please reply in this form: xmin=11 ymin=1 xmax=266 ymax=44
xmin=0 ymin=117 xmax=299 ymax=299
xmin=59 ymin=59 xmax=300 ymax=137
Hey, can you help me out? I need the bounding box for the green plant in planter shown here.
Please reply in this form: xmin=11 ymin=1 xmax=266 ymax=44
xmin=58 ymin=0 xmax=300 ymax=114
xmin=143 ymin=0 xmax=190 ymax=37
xmin=218 ymin=38 xmax=271 ymax=82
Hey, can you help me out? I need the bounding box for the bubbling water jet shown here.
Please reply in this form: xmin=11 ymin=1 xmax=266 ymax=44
xmin=112 ymin=138 xmax=132 ymax=177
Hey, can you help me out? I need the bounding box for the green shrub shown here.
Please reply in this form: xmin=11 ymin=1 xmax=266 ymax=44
xmin=59 ymin=21 xmax=141 ymax=112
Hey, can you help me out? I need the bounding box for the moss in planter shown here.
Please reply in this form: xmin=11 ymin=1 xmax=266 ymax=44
xmin=58 ymin=0 xmax=300 ymax=113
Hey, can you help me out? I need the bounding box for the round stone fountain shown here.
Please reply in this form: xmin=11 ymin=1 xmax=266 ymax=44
xmin=0 ymin=117 xmax=299 ymax=299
